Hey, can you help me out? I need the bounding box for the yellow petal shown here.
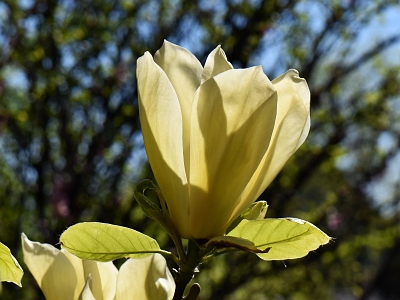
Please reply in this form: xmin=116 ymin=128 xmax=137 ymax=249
xmin=154 ymin=40 xmax=203 ymax=176
xmin=82 ymin=260 xmax=118 ymax=300
xmin=230 ymin=70 xmax=310 ymax=221
xmin=114 ymin=255 xmax=175 ymax=300
xmin=297 ymin=115 xmax=311 ymax=149
xmin=21 ymin=233 xmax=85 ymax=300
xmin=189 ymin=66 xmax=277 ymax=239
xmin=137 ymin=52 xmax=190 ymax=238
xmin=201 ymin=45 xmax=233 ymax=83
xmin=78 ymin=275 xmax=96 ymax=300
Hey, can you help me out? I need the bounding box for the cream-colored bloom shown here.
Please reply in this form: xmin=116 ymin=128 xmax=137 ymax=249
xmin=137 ymin=40 xmax=310 ymax=240
xmin=21 ymin=233 xmax=175 ymax=300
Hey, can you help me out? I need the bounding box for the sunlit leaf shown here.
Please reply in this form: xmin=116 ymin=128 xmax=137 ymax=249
xmin=242 ymin=201 xmax=269 ymax=220
xmin=205 ymin=236 xmax=270 ymax=253
xmin=228 ymin=218 xmax=331 ymax=260
xmin=60 ymin=222 xmax=161 ymax=262
xmin=0 ymin=242 xmax=23 ymax=287
xmin=226 ymin=201 xmax=269 ymax=233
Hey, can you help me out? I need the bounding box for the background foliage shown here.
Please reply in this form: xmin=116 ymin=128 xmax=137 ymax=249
xmin=1 ymin=0 xmax=400 ymax=299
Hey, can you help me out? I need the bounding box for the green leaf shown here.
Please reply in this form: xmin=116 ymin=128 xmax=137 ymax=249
xmin=60 ymin=222 xmax=161 ymax=262
xmin=133 ymin=180 xmax=177 ymax=238
xmin=205 ymin=236 xmax=270 ymax=253
xmin=0 ymin=241 xmax=23 ymax=287
xmin=241 ymin=201 xmax=269 ymax=220
xmin=226 ymin=201 xmax=269 ymax=233
xmin=228 ymin=218 xmax=331 ymax=260
xmin=134 ymin=179 xmax=162 ymax=219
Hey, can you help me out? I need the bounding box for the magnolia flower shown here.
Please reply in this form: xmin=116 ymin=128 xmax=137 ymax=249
xmin=137 ymin=40 xmax=310 ymax=240
xmin=21 ymin=233 xmax=175 ymax=300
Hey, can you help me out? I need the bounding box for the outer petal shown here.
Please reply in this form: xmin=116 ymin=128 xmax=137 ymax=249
xmin=154 ymin=40 xmax=203 ymax=176
xmin=201 ymin=45 xmax=233 ymax=83
xmin=189 ymin=67 xmax=277 ymax=239
xmin=137 ymin=52 xmax=190 ymax=238
xmin=82 ymin=260 xmax=118 ymax=300
xmin=230 ymin=70 xmax=310 ymax=221
xmin=114 ymin=255 xmax=175 ymax=300
xmin=21 ymin=233 xmax=85 ymax=300
xmin=79 ymin=275 xmax=96 ymax=300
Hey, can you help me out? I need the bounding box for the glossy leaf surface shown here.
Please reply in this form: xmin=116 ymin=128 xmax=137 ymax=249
xmin=60 ymin=222 xmax=161 ymax=262
xmin=228 ymin=218 xmax=330 ymax=260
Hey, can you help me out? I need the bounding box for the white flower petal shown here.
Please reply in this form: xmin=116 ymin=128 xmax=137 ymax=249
xmin=82 ymin=260 xmax=118 ymax=300
xmin=229 ymin=70 xmax=310 ymax=221
xmin=154 ymin=40 xmax=203 ymax=176
xmin=137 ymin=52 xmax=190 ymax=238
xmin=201 ymin=45 xmax=233 ymax=83
xmin=115 ymin=255 xmax=175 ymax=300
xmin=137 ymin=41 xmax=311 ymax=240
xmin=189 ymin=66 xmax=277 ymax=238
xmin=78 ymin=275 xmax=96 ymax=300
xmin=21 ymin=233 xmax=85 ymax=300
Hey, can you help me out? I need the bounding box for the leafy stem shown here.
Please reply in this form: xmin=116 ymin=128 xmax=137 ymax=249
xmin=173 ymin=240 xmax=202 ymax=300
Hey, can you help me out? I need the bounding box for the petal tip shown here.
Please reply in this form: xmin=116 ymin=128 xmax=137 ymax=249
xmin=287 ymin=69 xmax=306 ymax=82
xmin=21 ymin=232 xmax=31 ymax=247
xmin=137 ymin=51 xmax=152 ymax=63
